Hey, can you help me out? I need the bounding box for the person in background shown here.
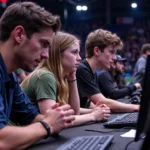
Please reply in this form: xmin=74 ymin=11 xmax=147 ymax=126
xmin=98 ymin=54 xmax=141 ymax=99
xmin=15 ymin=68 xmax=27 ymax=83
xmin=76 ymin=29 xmax=140 ymax=112
xmin=0 ymin=2 xmax=75 ymax=150
xmin=133 ymin=43 xmax=150 ymax=86
xmin=21 ymin=31 xmax=110 ymax=126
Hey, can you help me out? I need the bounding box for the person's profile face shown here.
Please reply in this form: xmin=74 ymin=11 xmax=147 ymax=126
xmin=98 ymin=45 xmax=116 ymax=70
xmin=15 ymin=28 xmax=54 ymax=72
xmin=61 ymin=41 xmax=81 ymax=75
xmin=116 ymin=61 xmax=125 ymax=73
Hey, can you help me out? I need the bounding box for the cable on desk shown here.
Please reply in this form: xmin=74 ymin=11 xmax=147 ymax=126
xmin=124 ymin=140 xmax=135 ymax=150
xmin=85 ymin=127 xmax=133 ymax=133
xmin=85 ymin=129 xmax=116 ymax=133
xmin=124 ymin=136 xmax=145 ymax=150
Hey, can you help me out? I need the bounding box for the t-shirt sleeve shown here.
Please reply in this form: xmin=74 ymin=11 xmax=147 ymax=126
xmin=76 ymin=67 xmax=100 ymax=98
xmin=33 ymin=73 xmax=57 ymax=101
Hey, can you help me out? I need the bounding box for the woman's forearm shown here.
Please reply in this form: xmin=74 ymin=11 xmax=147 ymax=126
xmin=68 ymin=81 xmax=80 ymax=115
xmin=80 ymin=108 xmax=93 ymax=115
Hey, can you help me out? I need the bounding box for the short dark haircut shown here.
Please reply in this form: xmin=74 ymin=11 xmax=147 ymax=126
xmin=0 ymin=1 xmax=61 ymax=41
xmin=141 ymin=44 xmax=150 ymax=54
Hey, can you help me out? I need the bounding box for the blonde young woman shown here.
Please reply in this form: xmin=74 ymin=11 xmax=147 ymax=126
xmin=21 ymin=31 xmax=110 ymax=126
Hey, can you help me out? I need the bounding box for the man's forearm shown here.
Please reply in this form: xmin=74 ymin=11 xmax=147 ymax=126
xmin=101 ymin=98 xmax=139 ymax=112
xmin=31 ymin=114 xmax=45 ymax=123
xmin=0 ymin=123 xmax=47 ymax=150
xmin=89 ymin=93 xmax=139 ymax=113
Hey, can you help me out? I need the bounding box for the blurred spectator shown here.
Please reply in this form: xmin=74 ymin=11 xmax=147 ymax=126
xmin=133 ymin=43 xmax=150 ymax=86
xmin=15 ymin=68 xmax=27 ymax=83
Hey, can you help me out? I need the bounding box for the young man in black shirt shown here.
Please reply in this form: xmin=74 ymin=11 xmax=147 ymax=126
xmin=76 ymin=29 xmax=139 ymax=112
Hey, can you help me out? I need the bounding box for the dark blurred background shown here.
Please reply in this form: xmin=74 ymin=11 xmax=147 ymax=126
xmin=1 ymin=0 xmax=150 ymax=81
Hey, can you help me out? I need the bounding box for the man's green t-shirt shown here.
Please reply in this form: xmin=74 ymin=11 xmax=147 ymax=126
xmin=22 ymin=69 xmax=57 ymax=104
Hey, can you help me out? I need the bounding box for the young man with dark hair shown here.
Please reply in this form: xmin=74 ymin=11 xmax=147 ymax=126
xmin=76 ymin=29 xmax=139 ymax=112
xmin=133 ymin=43 xmax=150 ymax=85
xmin=98 ymin=55 xmax=141 ymax=99
xmin=0 ymin=2 xmax=75 ymax=150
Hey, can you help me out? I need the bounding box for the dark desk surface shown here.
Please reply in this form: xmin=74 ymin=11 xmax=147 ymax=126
xmin=27 ymin=99 xmax=143 ymax=150
xmin=27 ymin=115 xmax=143 ymax=150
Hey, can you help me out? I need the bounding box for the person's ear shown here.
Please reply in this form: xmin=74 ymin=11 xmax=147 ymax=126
xmin=93 ymin=46 xmax=101 ymax=56
xmin=11 ymin=25 xmax=26 ymax=44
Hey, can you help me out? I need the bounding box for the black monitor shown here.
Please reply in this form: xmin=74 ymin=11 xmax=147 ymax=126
xmin=135 ymin=55 xmax=150 ymax=145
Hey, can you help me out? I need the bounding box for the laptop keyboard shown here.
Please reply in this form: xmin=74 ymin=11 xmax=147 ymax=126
xmin=103 ymin=112 xmax=138 ymax=128
xmin=56 ymin=135 xmax=114 ymax=150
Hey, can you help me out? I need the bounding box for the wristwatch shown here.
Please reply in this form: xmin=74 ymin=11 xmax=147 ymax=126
xmin=39 ymin=120 xmax=51 ymax=139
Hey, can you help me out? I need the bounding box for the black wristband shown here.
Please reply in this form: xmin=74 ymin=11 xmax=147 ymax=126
xmin=68 ymin=79 xmax=77 ymax=82
xmin=39 ymin=120 xmax=51 ymax=139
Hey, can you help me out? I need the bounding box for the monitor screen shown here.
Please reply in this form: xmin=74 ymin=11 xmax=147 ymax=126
xmin=135 ymin=54 xmax=150 ymax=142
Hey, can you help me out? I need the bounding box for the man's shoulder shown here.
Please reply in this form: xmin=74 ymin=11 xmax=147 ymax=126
xmin=77 ymin=61 xmax=93 ymax=79
xmin=98 ymin=69 xmax=111 ymax=77
xmin=138 ymin=56 xmax=146 ymax=62
xmin=99 ymin=69 xmax=109 ymax=75
xmin=98 ymin=69 xmax=112 ymax=80
xmin=78 ymin=60 xmax=88 ymax=69
xmin=77 ymin=60 xmax=91 ymax=74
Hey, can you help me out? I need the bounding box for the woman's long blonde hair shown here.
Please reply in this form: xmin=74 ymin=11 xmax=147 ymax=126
xmin=21 ymin=31 xmax=79 ymax=105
